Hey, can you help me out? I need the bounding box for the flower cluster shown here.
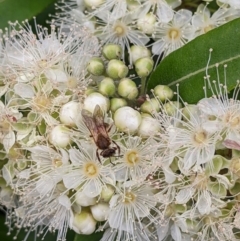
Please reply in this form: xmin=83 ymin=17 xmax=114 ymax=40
xmin=0 ymin=1 xmax=240 ymax=241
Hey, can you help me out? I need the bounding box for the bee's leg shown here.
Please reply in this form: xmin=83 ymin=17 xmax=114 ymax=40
xmin=112 ymin=140 xmax=120 ymax=156
xmin=106 ymin=123 xmax=113 ymax=133
xmin=96 ymin=148 xmax=102 ymax=163
xmin=109 ymin=157 xmax=115 ymax=166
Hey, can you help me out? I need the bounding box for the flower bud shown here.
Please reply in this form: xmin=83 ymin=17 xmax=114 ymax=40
xmin=100 ymin=184 xmax=115 ymax=202
xmin=154 ymin=85 xmax=174 ymax=102
xmin=84 ymin=0 xmax=104 ymax=8
xmin=102 ymin=44 xmax=122 ymax=60
xmin=83 ymin=92 xmax=110 ymax=113
xmin=90 ymin=202 xmax=110 ymax=221
xmin=114 ymin=106 xmax=142 ymax=134
xmin=72 ymin=211 xmax=97 ymax=235
xmin=110 ymin=98 xmax=127 ymax=112
xmin=138 ymin=114 xmax=160 ymax=138
xmin=127 ymin=0 xmax=141 ymax=11
xmin=135 ymin=57 xmax=154 ymax=77
xmin=49 ymin=125 xmax=72 ymax=148
xmin=99 ymin=77 xmax=116 ymax=97
xmin=75 ymin=192 xmax=97 ymax=206
xmin=140 ymin=98 xmax=160 ymax=114
xmin=137 ymin=13 xmax=156 ymax=35
xmin=163 ymin=101 xmax=182 ymax=116
xmin=87 ymin=57 xmax=105 ymax=76
xmin=117 ymin=78 xmax=138 ymax=100
xmin=130 ymin=45 xmax=151 ymax=64
xmin=181 ymin=104 xmax=198 ymax=121
xmin=60 ymin=101 xmax=82 ymax=126
xmin=107 ymin=59 xmax=129 ymax=79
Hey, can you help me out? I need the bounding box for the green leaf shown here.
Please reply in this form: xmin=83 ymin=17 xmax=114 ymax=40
xmin=147 ymin=18 xmax=240 ymax=104
xmin=0 ymin=0 xmax=56 ymax=29
xmin=74 ymin=232 xmax=104 ymax=241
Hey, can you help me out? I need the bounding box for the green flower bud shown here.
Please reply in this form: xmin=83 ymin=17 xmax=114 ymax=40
xmin=99 ymin=77 xmax=116 ymax=97
xmin=130 ymin=45 xmax=151 ymax=64
xmin=117 ymin=78 xmax=138 ymax=100
xmin=137 ymin=13 xmax=156 ymax=35
xmin=72 ymin=211 xmax=97 ymax=235
xmin=100 ymin=184 xmax=115 ymax=202
xmin=102 ymin=44 xmax=122 ymax=60
xmin=181 ymin=105 xmax=198 ymax=121
xmin=154 ymin=85 xmax=174 ymax=102
xmin=140 ymin=98 xmax=160 ymax=114
xmin=163 ymin=101 xmax=182 ymax=116
xmin=107 ymin=59 xmax=129 ymax=79
xmin=87 ymin=57 xmax=105 ymax=76
xmin=110 ymin=98 xmax=127 ymax=112
xmin=230 ymin=157 xmax=240 ymax=177
xmin=127 ymin=0 xmax=141 ymax=10
xmin=135 ymin=57 xmax=154 ymax=77
xmin=114 ymin=106 xmax=142 ymax=134
xmin=85 ymin=87 xmax=96 ymax=96
xmin=84 ymin=0 xmax=104 ymax=8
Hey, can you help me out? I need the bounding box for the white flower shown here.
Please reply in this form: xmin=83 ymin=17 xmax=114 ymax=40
xmin=172 ymin=106 xmax=220 ymax=172
xmin=218 ymin=0 xmax=240 ymax=9
xmin=15 ymin=145 xmax=69 ymax=197
xmin=3 ymin=22 xmax=83 ymax=78
xmin=137 ymin=0 xmax=174 ymax=23
xmin=112 ymin=135 xmax=157 ymax=181
xmin=152 ymin=9 xmax=194 ymax=58
xmin=192 ymin=4 xmax=239 ymax=37
xmin=63 ymin=144 xmax=115 ymax=198
xmin=107 ymin=181 xmax=159 ymax=238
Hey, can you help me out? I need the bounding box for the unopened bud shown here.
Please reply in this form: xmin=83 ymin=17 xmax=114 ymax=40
xmin=72 ymin=211 xmax=97 ymax=235
xmin=90 ymin=202 xmax=110 ymax=221
xmin=154 ymin=85 xmax=174 ymax=102
xmin=102 ymin=44 xmax=122 ymax=60
xmin=83 ymin=92 xmax=110 ymax=113
xmin=75 ymin=192 xmax=97 ymax=206
xmin=135 ymin=57 xmax=154 ymax=77
xmin=110 ymin=98 xmax=127 ymax=112
xmin=49 ymin=125 xmax=72 ymax=148
xmin=60 ymin=101 xmax=82 ymax=126
xmin=137 ymin=13 xmax=156 ymax=35
xmin=117 ymin=78 xmax=138 ymax=100
xmin=99 ymin=77 xmax=116 ymax=97
xmin=114 ymin=106 xmax=142 ymax=134
xmin=140 ymin=98 xmax=160 ymax=114
xmin=138 ymin=114 xmax=160 ymax=138
xmin=127 ymin=0 xmax=141 ymax=10
xmin=182 ymin=105 xmax=198 ymax=121
xmin=100 ymin=184 xmax=115 ymax=202
xmin=87 ymin=57 xmax=105 ymax=76
xmin=163 ymin=101 xmax=182 ymax=116
xmin=84 ymin=0 xmax=104 ymax=8
xmin=107 ymin=59 xmax=129 ymax=79
xmin=130 ymin=45 xmax=151 ymax=64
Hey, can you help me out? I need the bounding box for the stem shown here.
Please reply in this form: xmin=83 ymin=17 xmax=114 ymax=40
xmin=140 ymin=77 xmax=147 ymax=95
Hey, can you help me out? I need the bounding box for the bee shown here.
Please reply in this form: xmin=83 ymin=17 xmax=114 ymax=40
xmin=81 ymin=105 xmax=120 ymax=163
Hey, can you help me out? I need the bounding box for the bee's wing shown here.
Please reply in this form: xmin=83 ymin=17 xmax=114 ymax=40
xmin=81 ymin=108 xmax=100 ymax=142
xmin=93 ymin=105 xmax=110 ymax=139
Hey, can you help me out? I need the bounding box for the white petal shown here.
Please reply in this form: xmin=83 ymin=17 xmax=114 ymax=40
xmin=174 ymin=9 xmax=192 ymax=26
xmin=171 ymin=223 xmax=182 ymax=241
xmin=14 ymin=83 xmax=35 ymax=98
xmin=58 ymin=195 xmax=71 ymax=209
xmin=176 ymin=188 xmax=195 ymax=204
xmin=197 ymin=191 xmax=212 ymax=215
xmin=3 ymin=131 xmax=15 ymax=152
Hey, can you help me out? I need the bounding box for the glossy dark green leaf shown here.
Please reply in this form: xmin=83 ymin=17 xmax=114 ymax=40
xmin=147 ymin=18 xmax=240 ymax=104
xmin=74 ymin=232 xmax=104 ymax=241
xmin=0 ymin=0 xmax=56 ymax=29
